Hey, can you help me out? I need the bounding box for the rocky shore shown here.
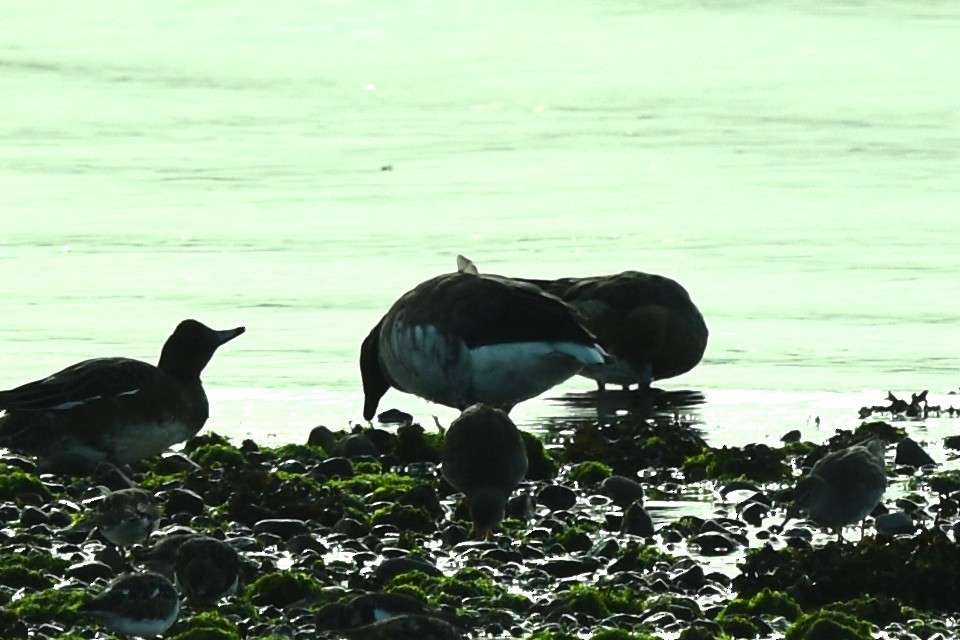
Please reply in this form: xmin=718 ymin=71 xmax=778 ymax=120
xmin=1 ymin=391 xmax=958 ymax=640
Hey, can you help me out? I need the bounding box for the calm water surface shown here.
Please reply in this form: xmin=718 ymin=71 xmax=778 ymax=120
xmin=1 ymin=1 xmax=958 ymax=449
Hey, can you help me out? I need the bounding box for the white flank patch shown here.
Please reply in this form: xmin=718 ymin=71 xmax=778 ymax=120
xmin=470 ymin=341 xmax=605 ymax=405
xmin=384 ymin=317 xmax=607 ymax=407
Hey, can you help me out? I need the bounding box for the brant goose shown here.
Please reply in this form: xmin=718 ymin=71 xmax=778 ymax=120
xmin=458 ymin=255 xmax=707 ymax=391
xmin=441 ymin=404 xmax=528 ymax=537
xmin=360 ymin=268 xmax=605 ymax=419
xmin=782 ymin=440 xmax=887 ymax=541
xmin=80 ymin=571 xmax=180 ymax=637
xmin=0 ymin=319 xmax=244 ymax=473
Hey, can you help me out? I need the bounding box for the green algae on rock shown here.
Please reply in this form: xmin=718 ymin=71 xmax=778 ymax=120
xmin=683 ymin=444 xmax=790 ymax=483
xmin=589 ymin=629 xmax=661 ymax=640
xmin=784 ymin=609 xmax=873 ymax=640
xmin=3 ymin=583 xmax=91 ymax=627
xmin=717 ymin=588 xmax=801 ymax=622
xmin=555 ymin=582 xmax=648 ymax=619
xmin=520 ymin=430 xmax=559 ymax=480
xmin=0 ymin=552 xmax=71 ymax=592
xmin=385 ymin=567 xmax=530 ymax=613
xmin=167 ymin=611 xmax=241 ymax=640
xmin=736 ymin=529 xmax=960 ymax=616
xmin=561 ymin=415 xmax=707 ymax=478
xmin=0 ymin=463 xmax=52 ymax=505
xmin=567 ymin=461 xmax=613 ymax=486
xmin=244 ymin=570 xmax=327 ymax=608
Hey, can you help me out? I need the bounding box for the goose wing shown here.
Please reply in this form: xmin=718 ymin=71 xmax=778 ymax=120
xmin=0 ymin=358 xmax=158 ymax=412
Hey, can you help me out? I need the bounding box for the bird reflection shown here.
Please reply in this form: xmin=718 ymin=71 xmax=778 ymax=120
xmin=542 ymin=387 xmax=706 ymax=430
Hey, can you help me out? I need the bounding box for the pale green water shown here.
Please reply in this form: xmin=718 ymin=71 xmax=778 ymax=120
xmin=1 ymin=1 xmax=958 ymax=444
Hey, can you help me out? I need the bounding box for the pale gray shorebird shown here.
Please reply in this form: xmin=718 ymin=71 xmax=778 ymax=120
xmin=456 ymin=255 xmax=707 ymax=392
xmin=782 ymin=439 xmax=887 ymax=541
xmin=360 ymin=268 xmax=606 ymax=420
xmin=441 ymin=404 xmax=528 ymax=538
xmin=95 ymin=487 xmax=162 ymax=548
xmin=80 ymin=571 xmax=180 ymax=637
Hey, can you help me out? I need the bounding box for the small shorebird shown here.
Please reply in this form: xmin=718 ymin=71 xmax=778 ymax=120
xmin=783 ymin=439 xmax=887 ymax=541
xmin=80 ymin=571 xmax=180 ymax=637
xmin=361 ymin=268 xmax=605 ymax=419
xmin=174 ymin=535 xmax=242 ymax=607
xmin=0 ymin=319 xmax=244 ymax=473
xmin=441 ymin=404 xmax=529 ymax=537
xmin=456 ymin=256 xmax=707 ymax=391
xmin=95 ymin=488 xmax=162 ymax=548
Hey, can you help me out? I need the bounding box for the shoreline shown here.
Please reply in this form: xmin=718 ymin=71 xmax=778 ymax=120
xmin=0 ymin=396 xmax=958 ymax=640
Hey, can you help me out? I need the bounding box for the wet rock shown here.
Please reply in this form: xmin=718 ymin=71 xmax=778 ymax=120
xmin=163 ymin=487 xmax=206 ymax=516
xmin=692 ymin=532 xmax=741 ymax=555
xmin=875 ymin=511 xmax=915 ymax=535
xmin=254 ymin=518 xmax=310 ymax=539
xmin=66 ymin=560 xmax=114 ymax=583
xmin=340 ymin=433 xmax=380 ymax=458
xmin=598 ymin=475 xmax=645 ymax=508
xmin=307 ymin=425 xmax=339 ymax=452
xmin=19 ymin=505 xmax=49 ymax=526
xmin=376 ymin=409 xmax=413 ymax=425
xmin=319 ymin=456 xmax=355 ymax=478
xmin=538 ymin=556 xmax=601 ymax=579
xmin=340 ymin=614 xmax=465 ymax=640
xmin=537 ymin=484 xmax=577 ymax=511
xmin=621 ymin=502 xmax=655 ymax=537
xmin=740 ymin=500 xmax=772 ymax=527
xmin=372 ymin=556 xmax=443 ymax=587
xmin=895 ymin=437 xmax=936 ymax=468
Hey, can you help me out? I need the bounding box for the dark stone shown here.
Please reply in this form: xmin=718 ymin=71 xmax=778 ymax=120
xmin=276 ymin=459 xmax=309 ymax=474
xmin=621 ymin=502 xmax=654 ymax=537
xmin=692 ymin=532 xmax=740 ymax=555
xmin=875 ymin=511 xmax=915 ymax=535
xmin=163 ymin=488 xmax=207 ymax=516
xmin=340 ymin=433 xmax=380 ymax=458
xmin=253 ymin=518 xmax=310 ymax=539
xmin=0 ymin=455 xmax=36 ymax=472
xmin=319 ymin=457 xmax=355 ymax=479
xmin=674 ymin=562 xmax=705 ymax=590
xmin=377 ymin=408 xmax=413 ymax=425
xmin=895 ymin=437 xmax=936 ymax=468
xmin=44 ymin=506 xmax=75 ymax=528
xmin=0 ymin=503 xmax=20 ymax=523
xmin=332 ymin=517 xmax=370 ymax=539
xmin=18 ymin=505 xmax=48 ymax=527
xmin=286 ymin=533 xmax=328 ymax=555
xmin=589 ymin=536 xmax=620 ymax=560
xmin=94 ymin=544 xmax=126 ymax=572
xmin=537 ymin=484 xmax=577 ymax=511
xmin=372 ymin=556 xmax=443 ymax=587
xmin=152 ymin=452 xmax=202 ymax=475
xmin=66 ymin=560 xmax=114 ymax=583
xmin=740 ymin=501 xmax=770 ymax=527
xmin=598 ymin=475 xmax=645 ymax=508
xmin=307 ymin=425 xmax=338 ymax=452
xmin=539 ymin=556 xmax=600 ymax=579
